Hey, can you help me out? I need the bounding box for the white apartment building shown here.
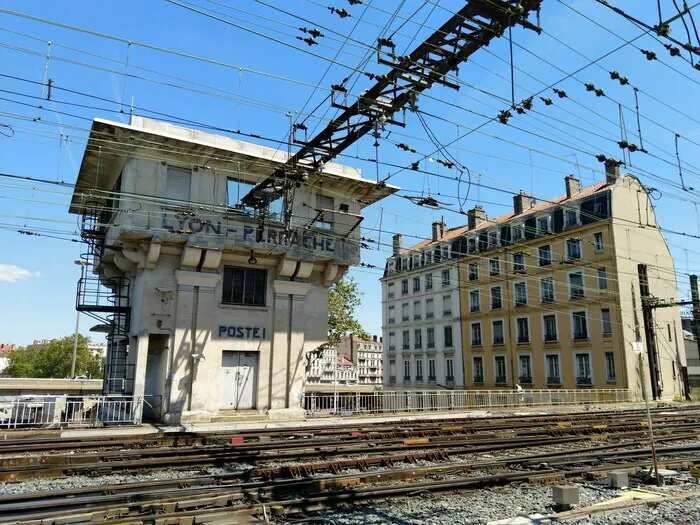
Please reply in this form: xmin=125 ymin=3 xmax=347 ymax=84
xmin=338 ymin=335 xmax=383 ymax=384
xmin=381 ymin=222 xmax=464 ymax=389
xmin=306 ymin=346 xmax=358 ymax=385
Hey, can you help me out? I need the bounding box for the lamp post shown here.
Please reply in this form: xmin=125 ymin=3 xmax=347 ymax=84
xmin=71 ymin=259 xmax=89 ymax=378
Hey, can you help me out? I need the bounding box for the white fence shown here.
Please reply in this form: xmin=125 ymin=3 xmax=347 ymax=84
xmin=0 ymin=395 xmax=142 ymax=428
xmin=303 ymin=389 xmax=630 ymax=417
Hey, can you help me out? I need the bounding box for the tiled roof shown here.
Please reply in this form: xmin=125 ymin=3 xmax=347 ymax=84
xmin=399 ymin=181 xmax=608 ymax=254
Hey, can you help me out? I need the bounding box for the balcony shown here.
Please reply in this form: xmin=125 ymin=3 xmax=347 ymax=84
xmin=414 ymin=343 xmax=422 ymax=350
xmin=427 ymin=342 xmax=435 ymax=349
xmin=414 ymin=314 xmax=422 ymax=320
xmin=518 ymin=375 xmax=533 ymax=384
xmin=547 ymin=376 xmax=561 ymax=385
xmin=426 ymin=312 xmax=435 ymax=319
xmin=473 ymin=376 xmax=484 ymax=384
xmin=576 ymin=376 xmax=592 ymax=386
xmin=415 ymin=375 xmax=423 ymax=381
xmin=389 ymin=376 xmax=396 ymax=383
xmin=428 ymin=376 xmax=437 ymax=382
xmin=388 ymin=318 xmax=396 ymax=324
xmin=403 ymin=375 xmax=411 ymax=381
xmin=470 ymin=306 xmax=480 ymax=313
xmin=402 ymin=344 xmax=410 ymax=350
xmin=402 ymin=315 xmax=410 ymax=322
xmin=495 ymin=376 xmax=508 ymax=385
xmin=471 ymin=339 xmax=483 ymax=347
xmin=443 ymin=310 xmax=452 ymax=317
xmin=517 ymin=337 xmax=530 ymax=344
xmin=491 ymin=302 xmax=502 ymax=310
xmin=387 ymin=345 xmax=396 ymax=352
xmin=445 ymin=341 xmax=453 ymax=348
xmin=573 ymin=332 xmax=588 ymax=341
xmin=493 ymin=337 xmax=504 ymax=346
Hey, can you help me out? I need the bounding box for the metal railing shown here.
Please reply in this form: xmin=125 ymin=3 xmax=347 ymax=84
xmin=303 ymin=389 xmax=630 ymax=417
xmin=0 ymin=395 xmax=142 ymax=428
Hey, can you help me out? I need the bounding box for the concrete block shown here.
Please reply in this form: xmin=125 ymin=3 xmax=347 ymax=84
xmin=608 ymin=470 xmax=629 ymax=488
xmin=267 ymin=408 xmax=306 ymax=421
xmin=552 ymin=485 xmax=579 ymax=509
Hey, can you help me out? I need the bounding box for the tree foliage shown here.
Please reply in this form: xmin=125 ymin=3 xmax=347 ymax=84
xmin=4 ymin=335 xmax=104 ymax=379
xmin=327 ymin=275 xmax=370 ymax=346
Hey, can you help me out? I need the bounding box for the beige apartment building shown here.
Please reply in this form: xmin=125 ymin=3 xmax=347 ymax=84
xmin=457 ymin=167 xmax=686 ymax=401
xmin=338 ymin=335 xmax=383 ymax=385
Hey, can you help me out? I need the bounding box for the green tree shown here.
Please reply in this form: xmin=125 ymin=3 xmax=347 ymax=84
xmin=328 ymin=275 xmax=370 ymax=346
xmin=5 ymin=335 xmax=104 ymax=379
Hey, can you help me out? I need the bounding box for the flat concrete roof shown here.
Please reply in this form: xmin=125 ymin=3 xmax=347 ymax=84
xmin=69 ymin=116 xmax=399 ymax=214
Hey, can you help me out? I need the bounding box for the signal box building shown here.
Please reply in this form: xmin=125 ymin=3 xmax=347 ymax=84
xmin=70 ymin=116 xmax=396 ymax=423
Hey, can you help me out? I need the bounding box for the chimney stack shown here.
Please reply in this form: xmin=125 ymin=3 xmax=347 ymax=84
xmin=431 ymin=220 xmax=446 ymax=241
xmin=467 ymin=206 xmax=487 ymax=230
xmin=513 ymin=191 xmax=534 ymax=215
xmin=605 ymin=159 xmax=620 ymax=185
xmin=565 ymin=175 xmax=581 ymax=198
xmin=392 ymin=233 xmax=402 ymax=256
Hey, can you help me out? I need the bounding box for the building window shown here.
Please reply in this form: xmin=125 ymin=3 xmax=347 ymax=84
xmin=518 ymin=355 xmax=532 ymax=383
xmin=513 ymin=252 xmax=525 ymax=273
xmin=468 ymin=237 xmax=477 ymax=253
xmin=222 ymin=267 xmax=266 ymax=306
xmin=388 ymin=282 xmax=395 ymax=298
xmin=594 ymin=232 xmax=604 ymax=252
xmin=402 ymin=330 xmax=410 ymax=350
xmin=488 ymin=230 xmax=499 ymax=248
xmin=404 ymin=359 xmax=411 ymax=381
xmin=412 ymin=254 xmax=421 ymax=269
xmin=427 ymin=327 xmax=435 ymax=348
xmin=489 ymin=258 xmax=500 ymax=276
xmin=402 ymin=303 xmax=409 ymax=322
xmin=569 ymin=272 xmax=585 ymax=298
xmin=166 ymin=165 xmax=192 ymax=201
xmin=414 ymin=300 xmax=422 ymax=320
xmin=546 ymin=354 xmax=561 ymax=384
xmin=226 ymin=177 xmax=256 ymax=210
xmin=540 ymin=277 xmax=555 ymax=303
xmin=446 ymin=358 xmax=454 ymax=381
xmin=443 ymin=295 xmax=452 ymax=316
xmin=428 ymin=359 xmax=436 ymax=381
xmin=473 ymin=357 xmax=484 ymax=383
xmin=425 ymin=273 xmax=433 ymax=290
xmin=597 ymin=268 xmax=608 ymax=290
xmin=566 ymin=238 xmax=582 ymax=259
xmin=471 ymin=322 xmax=483 ymax=346
xmin=442 ymin=244 xmax=450 ymax=260
xmin=426 ymin=298 xmax=434 ymax=319
xmin=572 ymin=311 xmax=588 ymax=340
xmin=565 ymin=208 xmax=579 ymax=228
xmin=514 ymin=281 xmax=527 ymax=306
xmin=414 ymin=328 xmax=422 ymax=349
xmin=470 ymin=290 xmax=481 ymax=313
xmin=538 ymin=216 xmax=551 ymax=234
xmin=512 ymin=223 xmax=524 ymax=242
xmin=516 ymin=317 xmax=530 ymax=344
xmin=388 ymin=332 xmax=396 ymax=351
xmin=388 ymin=306 xmax=395 ymax=324
xmin=469 ymin=262 xmax=479 ymax=281
xmin=605 ymin=352 xmax=616 ymax=381
xmin=401 ymin=280 xmax=409 ymax=295
xmin=495 ymin=356 xmax=507 ymax=384
xmin=491 ymin=286 xmax=503 ymax=310
xmin=413 ymin=277 xmax=421 ymax=293
xmin=575 ymin=353 xmax=592 ymax=385
xmin=416 ymin=359 xmax=424 ymax=381
xmin=442 ymin=269 xmax=451 ymax=286
xmin=493 ymin=320 xmax=505 ymax=345
xmin=538 ymin=245 xmax=552 ymax=266
xmin=315 ymin=195 xmax=334 ymax=229
xmin=601 ymin=308 xmax=612 ymax=335
xmin=668 ymin=323 xmax=673 ymax=342
xmin=444 ymin=326 xmax=453 ymax=347
xmin=543 ymin=314 xmax=558 ymax=342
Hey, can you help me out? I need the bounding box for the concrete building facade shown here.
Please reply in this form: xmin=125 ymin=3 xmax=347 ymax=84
xmin=306 ymin=346 xmax=358 ymax=385
xmin=381 ymin=222 xmax=464 ymax=389
xmin=382 ymin=167 xmax=686 ymax=401
xmin=69 ymin=117 xmax=395 ymax=423
xmin=337 ymin=335 xmax=383 ymax=385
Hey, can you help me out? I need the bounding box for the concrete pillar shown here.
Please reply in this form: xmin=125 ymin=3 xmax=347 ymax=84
xmin=268 ymin=280 xmax=311 ymax=420
xmin=131 ymin=331 xmax=149 ymax=405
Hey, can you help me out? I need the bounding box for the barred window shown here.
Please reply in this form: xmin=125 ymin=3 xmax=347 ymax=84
xmin=222 ymin=267 xmax=266 ymax=306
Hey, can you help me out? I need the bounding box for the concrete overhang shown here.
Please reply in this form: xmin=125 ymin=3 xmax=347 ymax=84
xmin=69 ymin=116 xmax=399 ymax=214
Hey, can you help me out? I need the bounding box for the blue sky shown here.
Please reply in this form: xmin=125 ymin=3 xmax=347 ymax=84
xmin=1 ymin=0 xmax=700 ymax=345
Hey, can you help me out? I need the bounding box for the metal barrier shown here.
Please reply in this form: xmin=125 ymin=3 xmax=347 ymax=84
xmin=303 ymin=389 xmax=630 ymax=417
xmin=0 ymin=395 xmax=142 ymax=429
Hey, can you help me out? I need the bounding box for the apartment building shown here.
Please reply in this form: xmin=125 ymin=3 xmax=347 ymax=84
xmin=306 ymin=346 xmax=358 ymax=385
xmin=69 ymin=116 xmax=396 ymax=423
xmin=337 ymin=335 xmax=383 ymax=384
xmin=381 ymin=222 xmax=464 ymax=389
xmin=457 ymin=167 xmax=685 ymax=401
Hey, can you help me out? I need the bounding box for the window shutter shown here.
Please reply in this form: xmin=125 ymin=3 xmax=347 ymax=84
xmin=166 ymin=166 xmax=191 ymax=201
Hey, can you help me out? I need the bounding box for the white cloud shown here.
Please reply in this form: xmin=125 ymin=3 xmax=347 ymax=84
xmin=0 ymin=264 xmax=40 ymax=283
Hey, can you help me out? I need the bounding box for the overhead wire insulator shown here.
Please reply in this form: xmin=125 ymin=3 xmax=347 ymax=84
xmin=297 ymin=37 xmax=318 ymax=47
xmin=521 ymin=97 xmax=534 ymax=110
xmin=596 ymin=154 xmax=608 ymax=163
xmin=540 ymin=97 xmax=553 ymax=105
xmin=641 ymin=49 xmax=657 ymax=61
xmin=585 ymin=83 xmax=595 ymax=92
xmin=498 ymin=110 xmax=512 ymax=124
xmin=655 ymin=22 xmax=671 ymax=37
xmin=627 ymin=143 xmax=639 ymax=153
xmin=618 ymin=140 xmax=629 ymax=150
xmin=553 ymin=88 xmax=567 ymax=98
xmin=377 ymin=37 xmax=396 ymax=50
xmin=609 ymin=71 xmax=629 ymax=85
xmin=695 ymin=63 xmax=700 ymax=71
xmin=594 ymin=88 xmax=605 ymax=97
xmin=299 ymin=27 xmax=324 ymax=38
xmin=348 ymin=0 xmax=362 ymax=4
xmin=328 ymin=7 xmax=350 ymax=18
xmin=515 ymin=106 xmax=525 ymax=114
xmin=665 ymin=44 xmax=681 ymax=57
xmin=411 ymin=161 xmax=420 ymax=171
xmin=331 ymin=83 xmax=347 ymax=93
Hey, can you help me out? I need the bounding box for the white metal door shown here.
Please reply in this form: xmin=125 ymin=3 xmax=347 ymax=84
xmin=220 ymin=351 xmax=257 ymax=410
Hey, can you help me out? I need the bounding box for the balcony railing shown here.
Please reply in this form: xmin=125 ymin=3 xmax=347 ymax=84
xmin=573 ymin=332 xmax=589 ymax=341
xmin=443 ymin=310 xmax=452 ymax=317
xmin=426 ymin=312 xmax=435 ymax=319
xmin=402 ymin=316 xmax=410 ymax=322
xmin=544 ymin=334 xmax=558 ymax=342
xmin=495 ymin=376 xmax=508 ymax=384
xmin=428 ymin=376 xmax=437 ymax=382
xmin=388 ymin=318 xmax=396 ymax=324
xmin=493 ymin=337 xmax=505 ymax=345
xmin=414 ymin=314 xmax=422 ymax=320
xmin=547 ymin=376 xmax=561 ymax=385
xmin=519 ymin=376 xmax=533 ymax=384
xmin=576 ymin=376 xmax=593 ymax=386
xmin=473 ymin=376 xmax=484 ymax=383
xmin=388 ymin=292 xmax=395 ymax=298
xmin=446 ymin=376 xmax=455 ymax=382
xmin=427 ymin=342 xmax=435 ymax=349
xmin=402 ymin=344 xmax=410 ymax=350
xmin=415 ymin=376 xmax=423 ymax=381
